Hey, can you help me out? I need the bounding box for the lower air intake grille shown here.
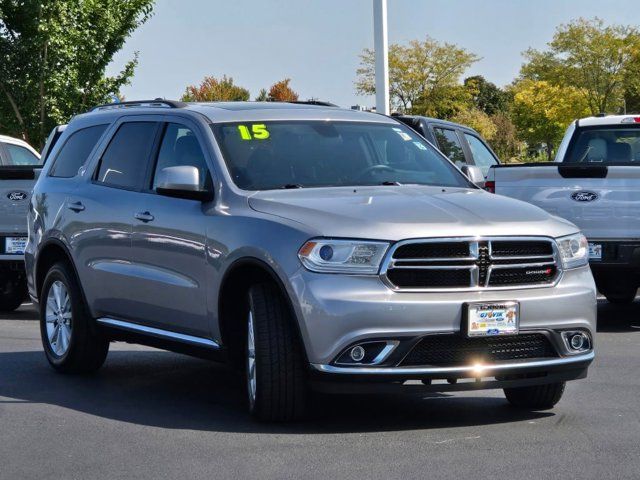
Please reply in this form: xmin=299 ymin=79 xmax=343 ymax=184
xmin=399 ymin=333 xmax=557 ymax=367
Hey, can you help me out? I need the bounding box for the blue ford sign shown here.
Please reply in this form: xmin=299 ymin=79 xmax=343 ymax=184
xmin=571 ymin=191 xmax=598 ymax=202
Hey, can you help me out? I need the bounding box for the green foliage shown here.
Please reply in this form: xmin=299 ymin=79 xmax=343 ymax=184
xmin=0 ymin=0 xmax=154 ymax=147
xmin=521 ymin=18 xmax=640 ymax=115
xmin=355 ymin=36 xmax=479 ymax=114
xmin=488 ymin=112 xmax=524 ymax=162
xmin=255 ymin=88 xmax=268 ymax=102
xmin=181 ymin=75 xmax=250 ymax=102
xmin=510 ymin=79 xmax=590 ymax=161
xmin=451 ymin=108 xmax=497 ymax=141
xmin=463 ymin=75 xmax=512 ymax=115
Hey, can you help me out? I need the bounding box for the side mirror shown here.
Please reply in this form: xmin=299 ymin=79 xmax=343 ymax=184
xmin=460 ymin=164 xmax=485 ymax=187
xmin=156 ymin=166 xmax=213 ymax=202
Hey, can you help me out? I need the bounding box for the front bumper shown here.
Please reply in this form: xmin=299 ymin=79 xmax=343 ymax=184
xmin=309 ymin=351 xmax=594 ymax=394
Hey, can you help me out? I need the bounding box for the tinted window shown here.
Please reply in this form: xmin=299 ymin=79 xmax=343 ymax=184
xmin=96 ymin=122 xmax=158 ymax=189
xmin=565 ymin=127 xmax=640 ymax=164
xmin=433 ymin=127 xmax=466 ymax=165
xmin=212 ymin=121 xmax=470 ymax=190
xmin=464 ymin=133 xmax=498 ymax=176
xmin=3 ymin=143 xmax=41 ymax=166
xmin=49 ymin=125 xmax=108 ymax=177
xmin=152 ymin=123 xmax=211 ymax=190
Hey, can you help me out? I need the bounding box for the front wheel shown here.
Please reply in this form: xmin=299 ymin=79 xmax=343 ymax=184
xmin=0 ymin=276 xmax=27 ymax=312
xmin=40 ymin=262 xmax=109 ymax=373
xmin=504 ymin=382 xmax=566 ymax=410
xmin=246 ymin=283 xmax=307 ymax=421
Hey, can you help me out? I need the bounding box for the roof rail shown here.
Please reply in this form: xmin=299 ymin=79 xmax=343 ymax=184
xmin=288 ymin=100 xmax=339 ymax=107
xmin=90 ymin=98 xmax=187 ymax=112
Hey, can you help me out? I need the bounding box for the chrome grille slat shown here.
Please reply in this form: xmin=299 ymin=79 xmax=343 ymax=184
xmin=380 ymin=237 xmax=561 ymax=292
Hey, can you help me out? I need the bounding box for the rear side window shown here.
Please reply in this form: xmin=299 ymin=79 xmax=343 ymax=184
xmin=3 ymin=143 xmax=41 ymax=166
xmin=464 ymin=133 xmax=498 ymax=176
xmin=49 ymin=125 xmax=108 ymax=178
xmin=95 ymin=122 xmax=158 ymax=189
xmin=433 ymin=127 xmax=466 ymax=165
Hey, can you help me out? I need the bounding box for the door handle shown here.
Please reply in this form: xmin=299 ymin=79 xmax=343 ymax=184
xmin=67 ymin=201 xmax=85 ymax=212
xmin=134 ymin=211 xmax=154 ymax=223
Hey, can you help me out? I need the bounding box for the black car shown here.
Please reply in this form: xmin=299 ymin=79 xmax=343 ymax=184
xmin=395 ymin=115 xmax=500 ymax=177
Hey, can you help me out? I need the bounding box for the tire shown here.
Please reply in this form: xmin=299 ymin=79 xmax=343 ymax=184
xmin=39 ymin=261 xmax=109 ymax=373
xmin=603 ymin=289 xmax=637 ymax=304
xmin=246 ymin=283 xmax=307 ymax=421
xmin=504 ymin=382 xmax=566 ymax=410
xmin=0 ymin=281 xmax=26 ymax=312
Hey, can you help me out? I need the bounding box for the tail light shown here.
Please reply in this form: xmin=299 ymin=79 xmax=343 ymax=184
xmin=484 ymin=180 xmax=495 ymax=194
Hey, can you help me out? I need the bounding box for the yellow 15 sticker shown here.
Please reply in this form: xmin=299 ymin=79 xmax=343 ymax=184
xmin=238 ymin=124 xmax=270 ymax=140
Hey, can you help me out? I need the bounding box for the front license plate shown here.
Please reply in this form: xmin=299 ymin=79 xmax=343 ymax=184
xmin=466 ymin=302 xmax=519 ymax=337
xmin=588 ymin=242 xmax=602 ymax=260
xmin=5 ymin=237 xmax=27 ymax=254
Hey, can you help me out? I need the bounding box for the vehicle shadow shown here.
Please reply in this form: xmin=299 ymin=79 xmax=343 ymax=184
xmin=596 ymin=298 xmax=640 ymax=333
xmin=0 ymin=349 xmax=553 ymax=434
xmin=0 ymin=303 xmax=38 ymax=321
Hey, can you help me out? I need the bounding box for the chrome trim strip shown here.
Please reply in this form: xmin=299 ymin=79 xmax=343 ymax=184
xmin=335 ymin=340 xmax=400 ymax=366
xmin=379 ymin=236 xmax=562 ymax=292
xmin=312 ymin=351 xmax=594 ymax=376
xmin=97 ymin=317 xmax=220 ymax=349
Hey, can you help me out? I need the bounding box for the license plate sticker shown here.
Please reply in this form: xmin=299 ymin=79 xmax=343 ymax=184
xmin=5 ymin=237 xmax=27 ymax=254
xmin=466 ymin=302 xmax=519 ymax=337
xmin=588 ymin=243 xmax=602 ymax=260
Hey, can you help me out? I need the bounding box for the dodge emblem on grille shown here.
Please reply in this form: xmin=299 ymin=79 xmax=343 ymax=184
xmin=7 ymin=190 xmax=28 ymax=201
xmin=571 ymin=191 xmax=598 ymax=202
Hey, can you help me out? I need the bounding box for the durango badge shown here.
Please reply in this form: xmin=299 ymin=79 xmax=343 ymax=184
xmin=7 ymin=191 xmax=28 ymax=201
xmin=571 ymin=191 xmax=598 ymax=202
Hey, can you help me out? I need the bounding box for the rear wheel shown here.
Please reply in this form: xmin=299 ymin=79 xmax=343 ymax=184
xmin=246 ymin=283 xmax=307 ymax=421
xmin=0 ymin=276 xmax=27 ymax=312
xmin=40 ymin=262 xmax=109 ymax=373
xmin=504 ymin=382 xmax=566 ymax=410
xmin=603 ymin=288 xmax=637 ymax=304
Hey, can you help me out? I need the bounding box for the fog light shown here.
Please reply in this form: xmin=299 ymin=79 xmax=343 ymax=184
xmin=570 ymin=333 xmax=585 ymax=350
xmin=350 ymin=345 xmax=366 ymax=362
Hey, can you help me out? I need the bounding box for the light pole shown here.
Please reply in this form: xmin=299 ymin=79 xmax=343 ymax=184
xmin=373 ymin=0 xmax=389 ymax=115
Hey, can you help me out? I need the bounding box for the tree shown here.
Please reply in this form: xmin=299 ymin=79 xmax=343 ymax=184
xmin=451 ymin=108 xmax=497 ymax=141
xmin=488 ymin=112 xmax=523 ymax=162
xmin=255 ymin=88 xmax=268 ymax=101
xmin=0 ymin=0 xmax=154 ymax=147
xmin=181 ymin=75 xmax=250 ymax=102
xmin=463 ymin=75 xmax=511 ymax=115
xmin=510 ymin=79 xmax=590 ymax=161
xmin=520 ymin=18 xmax=640 ymax=115
xmin=267 ymin=78 xmax=298 ymax=102
xmin=355 ymin=36 xmax=479 ymax=114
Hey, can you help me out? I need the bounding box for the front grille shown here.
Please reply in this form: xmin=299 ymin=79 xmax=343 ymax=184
xmin=384 ymin=238 xmax=559 ymax=290
xmin=399 ymin=333 xmax=557 ymax=367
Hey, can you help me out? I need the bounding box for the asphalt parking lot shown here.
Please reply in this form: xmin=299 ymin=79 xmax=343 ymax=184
xmin=0 ymin=301 xmax=638 ymax=480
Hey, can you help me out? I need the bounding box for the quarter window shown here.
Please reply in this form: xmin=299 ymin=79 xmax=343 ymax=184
xmin=433 ymin=127 xmax=466 ymax=165
xmin=49 ymin=124 xmax=108 ymax=178
xmin=152 ymin=123 xmax=211 ymax=190
xmin=3 ymin=144 xmax=41 ymax=166
xmin=95 ymin=122 xmax=158 ymax=190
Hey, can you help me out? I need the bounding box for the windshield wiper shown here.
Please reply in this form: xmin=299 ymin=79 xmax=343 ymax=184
xmin=279 ymin=183 xmax=303 ymax=189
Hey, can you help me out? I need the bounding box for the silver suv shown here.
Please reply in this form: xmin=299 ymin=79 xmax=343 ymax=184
xmin=26 ymin=100 xmax=596 ymax=421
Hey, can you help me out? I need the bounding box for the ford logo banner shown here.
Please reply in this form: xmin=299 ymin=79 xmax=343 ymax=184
xmin=7 ymin=191 xmax=28 ymax=201
xmin=571 ymin=191 xmax=599 ymax=202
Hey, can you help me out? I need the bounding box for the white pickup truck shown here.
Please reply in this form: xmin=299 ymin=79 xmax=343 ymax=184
xmin=487 ymin=114 xmax=640 ymax=304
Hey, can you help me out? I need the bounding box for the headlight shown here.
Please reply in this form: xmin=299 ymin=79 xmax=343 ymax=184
xmin=298 ymin=239 xmax=390 ymax=274
xmin=556 ymin=233 xmax=589 ymax=269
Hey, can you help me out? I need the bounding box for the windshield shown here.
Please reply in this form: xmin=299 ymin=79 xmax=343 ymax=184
xmin=1 ymin=142 xmax=42 ymax=167
xmin=565 ymin=127 xmax=640 ymax=164
xmin=211 ymin=121 xmax=470 ymax=190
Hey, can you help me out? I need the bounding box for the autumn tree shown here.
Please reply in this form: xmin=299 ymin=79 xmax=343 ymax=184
xmin=0 ymin=0 xmax=154 ymax=147
xmin=451 ymin=108 xmax=497 ymax=141
xmin=510 ymin=80 xmax=590 ymax=161
xmin=355 ymin=36 xmax=479 ymax=114
xmin=181 ymin=75 xmax=250 ymax=102
xmin=521 ymin=18 xmax=640 ymax=115
xmin=267 ymin=78 xmax=299 ymax=102
xmin=488 ymin=113 xmax=523 ymax=162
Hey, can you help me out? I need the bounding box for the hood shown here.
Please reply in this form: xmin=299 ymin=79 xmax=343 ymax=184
xmin=248 ymin=186 xmax=579 ymax=241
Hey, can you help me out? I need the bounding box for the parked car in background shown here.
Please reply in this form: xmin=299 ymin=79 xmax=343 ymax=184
xmin=394 ymin=115 xmax=500 ymax=177
xmin=27 ymin=100 xmax=595 ymax=421
xmin=487 ymin=114 xmax=640 ymax=304
xmin=0 ymin=135 xmax=42 ymax=311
